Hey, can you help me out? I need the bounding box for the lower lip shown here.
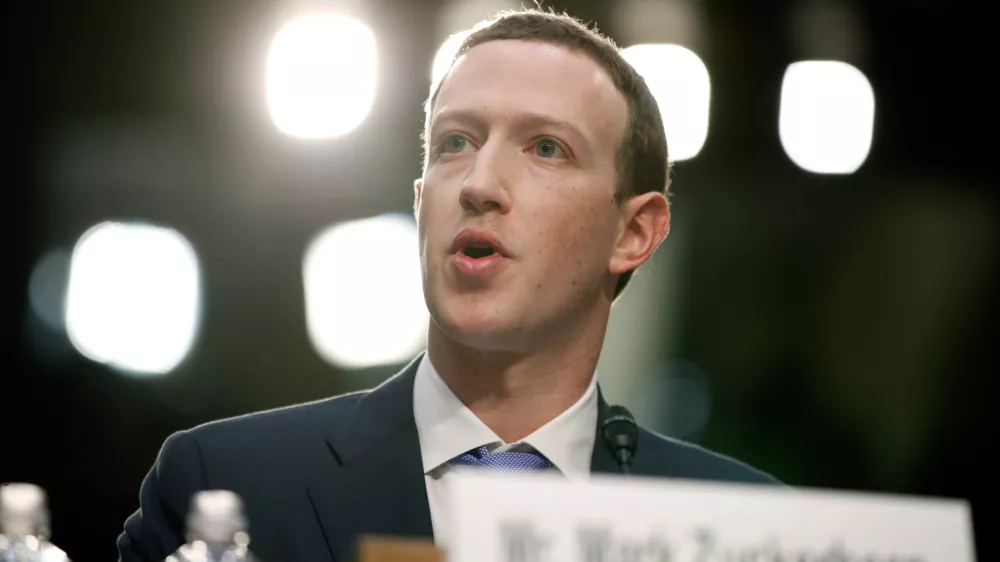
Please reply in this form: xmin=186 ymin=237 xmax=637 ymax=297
xmin=452 ymin=252 xmax=507 ymax=276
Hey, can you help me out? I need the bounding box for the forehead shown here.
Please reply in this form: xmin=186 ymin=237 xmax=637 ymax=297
xmin=431 ymin=39 xmax=627 ymax=147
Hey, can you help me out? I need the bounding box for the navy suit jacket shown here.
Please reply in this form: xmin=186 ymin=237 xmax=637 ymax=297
xmin=118 ymin=356 xmax=779 ymax=562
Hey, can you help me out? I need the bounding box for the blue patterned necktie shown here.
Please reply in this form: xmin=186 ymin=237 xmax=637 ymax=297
xmin=448 ymin=444 xmax=553 ymax=474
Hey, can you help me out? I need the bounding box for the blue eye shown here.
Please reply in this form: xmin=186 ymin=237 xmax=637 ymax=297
xmin=535 ymin=139 xmax=562 ymax=158
xmin=441 ymin=134 xmax=467 ymax=153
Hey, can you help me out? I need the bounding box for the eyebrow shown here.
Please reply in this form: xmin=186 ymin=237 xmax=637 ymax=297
xmin=430 ymin=108 xmax=591 ymax=146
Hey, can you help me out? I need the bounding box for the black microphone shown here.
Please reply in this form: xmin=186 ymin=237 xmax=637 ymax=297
xmin=601 ymin=405 xmax=638 ymax=474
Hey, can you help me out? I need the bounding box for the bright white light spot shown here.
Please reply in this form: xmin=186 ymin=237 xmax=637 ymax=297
xmin=267 ymin=14 xmax=377 ymax=139
xmin=303 ymin=214 xmax=427 ymax=369
xmin=65 ymin=222 xmax=201 ymax=376
xmin=622 ymin=44 xmax=711 ymax=161
xmin=29 ymin=249 xmax=70 ymax=331
xmin=779 ymin=60 xmax=875 ymax=174
xmin=431 ymin=31 xmax=470 ymax=87
xmin=40 ymin=545 xmax=69 ymax=562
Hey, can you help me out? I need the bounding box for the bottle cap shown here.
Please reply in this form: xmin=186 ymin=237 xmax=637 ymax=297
xmin=186 ymin=490 xmax=249 ymax=545
xmin=0 ymin=483 xmax=51 ymax=539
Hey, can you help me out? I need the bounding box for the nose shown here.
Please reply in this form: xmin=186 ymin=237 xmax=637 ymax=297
xmin=459 ymin=142 xmax=513 ymax=215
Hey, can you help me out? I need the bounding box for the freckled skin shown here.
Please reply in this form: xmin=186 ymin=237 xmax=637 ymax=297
xmin=415 ymin=40 xmax=629 ymax=352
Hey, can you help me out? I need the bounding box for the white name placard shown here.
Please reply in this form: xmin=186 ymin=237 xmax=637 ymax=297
xmin=446 ymin=472 xmax=975 ymax=562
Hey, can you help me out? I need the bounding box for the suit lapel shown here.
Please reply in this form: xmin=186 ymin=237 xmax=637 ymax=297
xmin=307 ymin=356 xmax=433 ymax=561
xmin=307 ymin=363 xmax=663 ymax=560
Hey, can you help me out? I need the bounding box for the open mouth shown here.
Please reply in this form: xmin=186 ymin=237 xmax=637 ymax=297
xmin=461 ymin=242 xmax=496 ymax=259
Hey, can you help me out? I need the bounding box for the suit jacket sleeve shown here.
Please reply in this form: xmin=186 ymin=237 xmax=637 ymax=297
xmin=118 ymin=430 xmax=209 ymax=562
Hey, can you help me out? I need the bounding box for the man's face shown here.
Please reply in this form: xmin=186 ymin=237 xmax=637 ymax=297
xmin=415 ymin=39 xmax=629 ymax=351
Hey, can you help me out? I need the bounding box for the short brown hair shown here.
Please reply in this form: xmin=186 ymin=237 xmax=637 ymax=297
xmin=422 ymin=9 xmax=670 ymax=299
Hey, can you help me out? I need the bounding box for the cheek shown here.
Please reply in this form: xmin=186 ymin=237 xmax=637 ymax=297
xmin=531 ymin=190 xmax=616 ymax=277
xmin=416 ymin=200 xmax=444 ymax=274
xmin=416 ymin=179 xmax=450 ymax=234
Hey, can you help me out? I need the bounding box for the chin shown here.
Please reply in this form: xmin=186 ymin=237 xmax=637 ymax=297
xmin=427 ymin=292 xmax=530 ymax=352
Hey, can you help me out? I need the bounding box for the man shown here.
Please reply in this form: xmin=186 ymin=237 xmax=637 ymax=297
xmin=118 ymin=9 xmax=779 ymax=562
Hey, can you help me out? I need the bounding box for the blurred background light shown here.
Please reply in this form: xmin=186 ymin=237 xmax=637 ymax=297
xmin=431 ymin=0 xmax=520 ymax=91
xmin=266 ymin=14 xmax=377 ymax=139
xmin=29 ymin=249 xmax=71 ymax=332
xmin=431 ymin=30 xmax=470 ymax=88
xmin=647 ymin=359 xmax=712 ymax=441
xmin=303 ymin=214 xmax=428 ymax=370
xmin=779 ymin=60 xmax=875 ymax=174
xmin=621 ymin=43 xmax=711 ymax=161
xmin=64 ymin=222 xmax=202 ymax=376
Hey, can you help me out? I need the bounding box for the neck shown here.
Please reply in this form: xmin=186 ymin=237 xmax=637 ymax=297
xmin=426 ymin=306 xmax=609 ymax=443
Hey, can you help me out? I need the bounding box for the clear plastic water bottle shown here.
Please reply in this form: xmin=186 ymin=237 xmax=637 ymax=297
xmin=165 ymin=490 xmax=257 ymax=562
xmin=0 ymin=482 xmax=70 ymax=562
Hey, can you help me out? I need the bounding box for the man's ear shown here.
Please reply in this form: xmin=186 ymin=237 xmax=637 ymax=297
xmin=608 ymin=191 xmax=670 ymax=276
xmin=413 ymin=178 xmax=423 ymax=215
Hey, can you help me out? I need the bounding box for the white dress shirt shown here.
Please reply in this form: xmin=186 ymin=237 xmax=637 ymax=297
xmin=412 ymin=353 xmax=598 ymax=547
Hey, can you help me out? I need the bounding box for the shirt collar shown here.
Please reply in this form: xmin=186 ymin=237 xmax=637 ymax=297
xmin=413 ymin=353 xmax=598 ymax=481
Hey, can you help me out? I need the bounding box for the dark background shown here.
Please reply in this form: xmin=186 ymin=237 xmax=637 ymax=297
xmin=9 ymin=1 xmax=996 ymax=560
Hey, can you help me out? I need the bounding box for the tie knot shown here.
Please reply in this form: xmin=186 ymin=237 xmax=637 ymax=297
xmin=448 ymin=444 xmax=553 ymax=474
